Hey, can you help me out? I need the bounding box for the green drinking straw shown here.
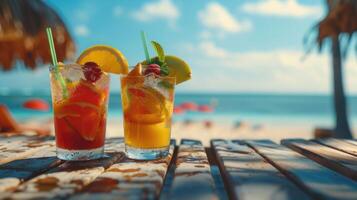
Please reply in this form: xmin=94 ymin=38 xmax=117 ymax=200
xmin=140 ymin=31 xmax=151 ymax=64
xmin=46 ymin=27 xmax=68 ymax=98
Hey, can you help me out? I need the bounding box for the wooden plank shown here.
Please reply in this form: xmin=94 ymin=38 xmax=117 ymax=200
xmin=0 ymin=136 xmax=52 ymax=148
xmin=212 ymin=139 xmax=310 ymax=200
xmin=342 ymin=139 xmax=357 ymax=148
xmin=0 ymin=135 xmax=33 ymax=144
xmin=246 ymin=140 xmax=357 ymax=200
xmin=104 ymin=137 xmax=125 ymax=153
xmin=316 ymin=138 xmax=357 ymax=157
xmin=7 ymin=138 xmax=125 ymax=200
xmin=282 ymin=139 xmax=357 ymax=181
xmin=0 ymin=136 xmax=35 ymax=155
xmin=0 ymin=145 xmax=62 ymax=193
xmin=70 ymin=140 xmax=175 ymax=200
xmin=0 ymin=137 xmax=122 ymax=195
xmin=167 ymin=139 xmax=218 ymax=200
xmin=0 ymin=136 xmax=53 ymax=165
xmin=206 ymin=146 xmax=229 ymax=200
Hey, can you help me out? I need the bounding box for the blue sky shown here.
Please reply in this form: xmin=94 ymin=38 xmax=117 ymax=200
xmin=1 ymin=0 xmax=357 ymax=95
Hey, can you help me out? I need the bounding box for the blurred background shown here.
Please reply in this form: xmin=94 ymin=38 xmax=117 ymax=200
xmin=1 ymin=0 xmax=356 ymax=142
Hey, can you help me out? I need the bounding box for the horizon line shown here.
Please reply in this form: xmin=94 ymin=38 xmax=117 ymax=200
xmin=2 ymin=90 xmax=357 ymax=97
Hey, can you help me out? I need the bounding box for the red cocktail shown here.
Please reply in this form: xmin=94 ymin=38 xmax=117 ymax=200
xmin=50 ymin=63 xmax=109 ymax=160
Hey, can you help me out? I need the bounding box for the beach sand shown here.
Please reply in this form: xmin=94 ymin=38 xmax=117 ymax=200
xmin=104 ymin=120 xmax=314 ymax=146
xmin=21 ymin=118 xmax=356 ymax=146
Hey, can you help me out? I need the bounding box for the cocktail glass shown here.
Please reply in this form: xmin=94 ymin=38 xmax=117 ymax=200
xmin=49 ymin=64 xmax=110 ymax=160
xmin=120 ymin=73 xmax=175 ymax=160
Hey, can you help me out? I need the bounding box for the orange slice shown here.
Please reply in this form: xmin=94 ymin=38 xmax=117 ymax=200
xmin=55 ymin=101 xmax=101 ymax=141
xmin=124 ymin=86 xmax=168 ymax=123
xmin=77 ymin=45 xmax=129 ymax=74
xmin=128 ymin=63 xmax=143 ymax=76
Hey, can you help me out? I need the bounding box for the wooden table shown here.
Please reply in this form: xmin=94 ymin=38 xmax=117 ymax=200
xmin=1 ymin=136 xmax=357 ymax=200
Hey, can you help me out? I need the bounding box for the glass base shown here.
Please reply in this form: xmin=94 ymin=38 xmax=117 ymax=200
xmin=125 ymin=145 xmax=169 ymax=160
xmin=56 ymin=146 xmax=104 ymax=161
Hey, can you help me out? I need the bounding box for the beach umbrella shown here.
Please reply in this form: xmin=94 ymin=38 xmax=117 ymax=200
xmin=23 ymin=99 xmax=49 ymax=111
xmin=198 ymin=105 xmax=214 ymax=113
xmin=0 ymin=0 xmax=75 ymax=71
xmin=173 ymin=106 xmax=185 ymax=115
xmin=180 ymin=102 xmax=198 ymax=111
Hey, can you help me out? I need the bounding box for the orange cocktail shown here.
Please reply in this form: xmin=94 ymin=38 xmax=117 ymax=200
xmin=121 ymin=74 xmax=175 ymax=159
xmin=120 ymin=32 xmax=191 ymax=160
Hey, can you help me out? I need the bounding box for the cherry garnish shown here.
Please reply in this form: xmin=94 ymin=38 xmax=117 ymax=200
xmin=144 ymin=64 xmax=161 ymax=76
xmin=83 ymin=62 xmax=102 ymax=82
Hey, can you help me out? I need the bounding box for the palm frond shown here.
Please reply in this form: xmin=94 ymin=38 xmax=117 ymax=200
xmin=0 ymin=0 xmax=75 ymax=71
xmin=304 ymin=0 xmax=357 ymax=57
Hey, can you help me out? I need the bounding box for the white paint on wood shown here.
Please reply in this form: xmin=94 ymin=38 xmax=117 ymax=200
xmin=168 ymin=141 xmax=218 ymax=200
xmin=213 ymin=140 xmax=310 ymax=200
xmin=247 ymin=140 xmax=357 ymax=200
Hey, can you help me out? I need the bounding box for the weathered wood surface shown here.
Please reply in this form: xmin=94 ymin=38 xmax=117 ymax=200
xmin=344 ymin=139 xmax=357 ymax=147
xmin=167 ymin=139 xmax=217 ymax=200
xmin=206 ymin=148 xmax=229 ymax=200
xmin=0 ymin=135 xmax=34 ymax=145
xmin=6 ymin=138 xmax=125 ymax=200
xmin=70 ymin=140 xmax=175 ymax=200
xmin=1 ymin=136 xmax=357 ymax=200
xmin=246 ymin=140 xmax=357 ymax=200
xmin=0 ymin=136 xmax=54 ymax=165
xmin=316 ymin=138 xmax=357 ymax=157
xmin=0 ymin=145 xmax=62 ymax=193
xmin=282 ymin=139 xmax=357 ymax=181
xmin=213 ymin=140 xmax=310 ymax=200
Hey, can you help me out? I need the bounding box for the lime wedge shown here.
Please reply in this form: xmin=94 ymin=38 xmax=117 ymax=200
xmin=165 ymin=55 xmax=191 ymax=84
xmin=142 ymin=55 xmax=191 ymax=85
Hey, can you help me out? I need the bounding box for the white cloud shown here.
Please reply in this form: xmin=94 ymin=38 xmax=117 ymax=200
xmin=242 ymin=0 xmax=322 ymax=17
xmin=132 ymin=0 xmax=179 ymax=23
xmin=199 ymin=30 xmax=213 ymax=40
xmin=113 ymin=6 xmax=123 ymax=17
xmin=198 ymin=41 xmax=228 ymax=58
xmin=75 ymin=10 xmax=90 ymax=22
xmin=198 ymin=2 xmax=251 ymax=33
xmin=74 ymin=25 xmax=90 ymax=37
xmin=176 ymin=41 xmax=357 ymax=93
xmin=193 ymin=41 xmax=330 ymax=71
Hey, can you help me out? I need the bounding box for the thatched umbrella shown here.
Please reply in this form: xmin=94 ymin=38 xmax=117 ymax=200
xmin=0 ymin=0 xmax=75 ymax=71
xmin=306 ymin=0 xmax=357 ymax=139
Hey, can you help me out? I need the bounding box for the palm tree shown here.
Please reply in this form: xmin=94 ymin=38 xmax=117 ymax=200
xmin=306 ymin=0 xmax=357 ymax=138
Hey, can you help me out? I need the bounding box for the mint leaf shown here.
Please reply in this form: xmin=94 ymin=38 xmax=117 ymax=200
xmin=160 ymin=64 xmax=169 ymax=76
xmin=151 ymin=41 xmax=165 ymax=62
xmin=65 ymin=78 xmax=72 ymax=84
xmin=149 ymin=41 xmax=170 ymax=76
xmin=150 ymin=57 xmax=169 ymax=76
xmin=158 ymin=80 xmax=173 ymax=89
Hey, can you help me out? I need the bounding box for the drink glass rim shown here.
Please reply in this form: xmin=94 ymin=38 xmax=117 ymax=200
xmin=49 ymin=63 xmax=110 ymax=78
xmin=120 ymin=74 xmax=176 ymax=81
xmin=49 ymin=63 xmax=82 ymax=72
xmin=124 ymin=65 xmax=176 ymax=80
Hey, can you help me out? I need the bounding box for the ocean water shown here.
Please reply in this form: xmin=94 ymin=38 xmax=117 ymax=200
xmin=2 ymin=93 xmax=357 ymax=127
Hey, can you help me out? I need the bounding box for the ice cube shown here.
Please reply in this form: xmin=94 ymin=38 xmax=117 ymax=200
xmin=143 ymin=75 xmax=170 ymax=99
xmin=96 ymin=72 xmax=110 ymax=90
xmin=60 ymin=63 xmax=84 ymax=82
xmin=155 ymin=86 xmax=170 ymax=99
xmin=143 ymin=74 xmax=160 ymax=88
